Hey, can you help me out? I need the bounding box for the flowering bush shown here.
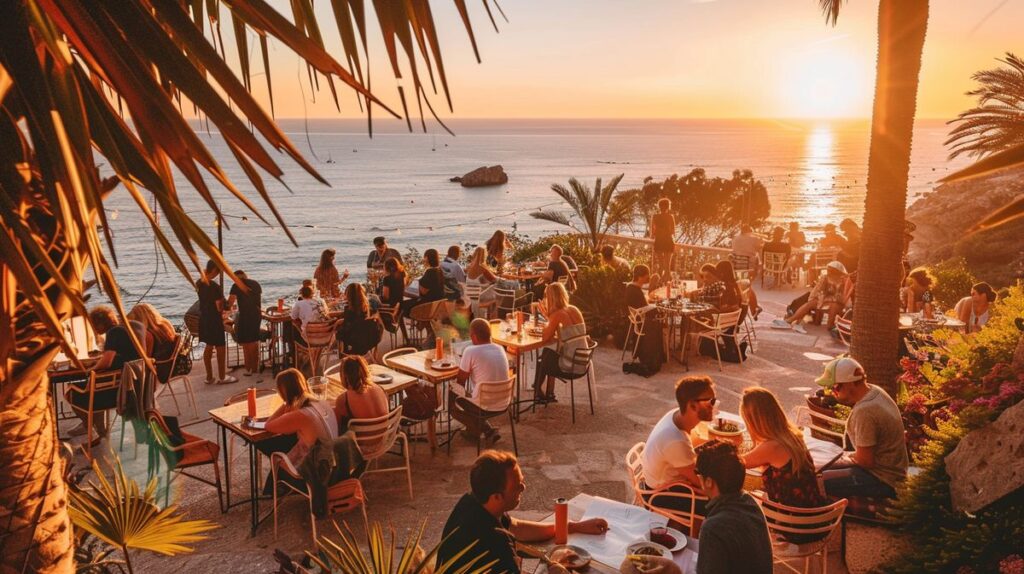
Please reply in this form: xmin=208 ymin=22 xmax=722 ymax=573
xmin=1001 ymin=555 xmax=1024 ymax=574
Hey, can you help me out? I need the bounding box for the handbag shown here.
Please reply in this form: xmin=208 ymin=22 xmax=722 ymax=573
xmin=401 ymin=383 xmax=438 ymax=421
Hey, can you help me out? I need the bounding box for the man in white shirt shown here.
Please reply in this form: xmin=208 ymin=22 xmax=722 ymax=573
xmin=290 ymin=285 xmax=326 ymax=344
xmin=642 ymin=376 xmax=717 ymax=517
xmin=450 ymin=318 xmax=511 ymax=444
xmin=731 ymin=225 xmax=763 ymax=279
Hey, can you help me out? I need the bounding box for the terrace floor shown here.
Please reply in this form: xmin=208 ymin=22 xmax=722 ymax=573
xmin=65 ymin=284 xmax=908 ymax=573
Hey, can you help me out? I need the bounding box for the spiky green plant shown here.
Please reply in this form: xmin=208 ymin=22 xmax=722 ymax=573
xmin=530 ymin=175 xmax=636 ymax=251
xmin=67 ymin=457 xmax=217 ymax=574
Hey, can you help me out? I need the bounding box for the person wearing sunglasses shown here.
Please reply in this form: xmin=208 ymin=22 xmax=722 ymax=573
xmin=817 ymin=357 xmax=908 ymax=499
xmin=640 ymin=376 xmax=718 ymax=519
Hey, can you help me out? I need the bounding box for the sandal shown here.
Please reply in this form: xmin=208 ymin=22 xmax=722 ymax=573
xmin=217 ymin=375 xmax=239 ymax=384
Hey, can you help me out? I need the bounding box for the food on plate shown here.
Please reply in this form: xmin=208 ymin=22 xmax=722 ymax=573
xmin=632 ymin=545 xmax=661 ymax=556
xmin=712 ymin=418 xmax=741 ymax=433
xmin=650 ymin=530 xmax=677 ymax=548
xmin=549 ymin=547 xmax=582 ymax=567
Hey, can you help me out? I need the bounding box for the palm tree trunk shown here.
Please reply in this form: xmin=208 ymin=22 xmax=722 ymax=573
xmin=851 ymin=0 xmax=929 ymax=395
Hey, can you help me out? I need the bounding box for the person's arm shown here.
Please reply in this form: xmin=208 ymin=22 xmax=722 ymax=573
xmin=741 ymin=440 xmax=782 ymax=469
xmin=539 ymin=311 xmax=562 ymax=345
xmin=509 ymin=517 xmax=608 ymax=543
xmin=673 ymin=463 xmax=702 ymax=489
xmin=850 ymin=444 xmax=876 ymax=469
xmin=956 ymin=297 xmax=971 ymax=325
xmin=265 ymin=407 xmax=303 ymax=434
xmin=91 ymin=350 xmax=116 ymax=372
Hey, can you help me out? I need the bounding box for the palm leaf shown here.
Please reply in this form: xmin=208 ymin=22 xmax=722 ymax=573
xmin=819 ymin=0 xmax=845 ymax=26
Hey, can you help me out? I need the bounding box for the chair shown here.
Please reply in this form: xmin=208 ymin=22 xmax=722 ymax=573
xmin=405 ymin=300 xmax=443 ymax=348
xmin=294 ymin=321 xmax=336 ymax=376
xmin=739 ymin=304 xmax=757 ymax=354
xmin=154 ymin=335 xmax=198 ymax=419
xmin=807 ymin=249 xmax=840 ymax=286
xmin=350 ymin=406 xmax=413 ymax=499
xmin=793 ymin=405 xmax=847 ymax=447
xmin=625 ymin=442 xmax=707 ymax=535
xmin=377 ymin=303 xmax=402 ymax=350
xmin=465 ymin=280 xmax=497 ymax=319
xmin=447 ymin=377 xmax=518 ymax=456
xmin=692 ymin=309 xmax=744 ymax=372
xmin=549 ymin=336 xmax=598 ymax=424
xmin=65 ymin=370 xmax=121 ymax=458
xmin=270 ymin=453 xmax=367 ymax=544
xmin=755 ymin=493 xmax=848 ymax=574
xmin=146 ymin=409 xmax=224 ymax=511
xmin=622 ymin=306 xmax=649 ymax=361
xmin=762 ymin=251 xmax=789 ymax=289
xmin=835 ymin=314 xmax=853 ymax=346
xmin=496 ymin=287 xmax=533 ymax=319
xmin=729 ymin=253 xmax=754 ymax=279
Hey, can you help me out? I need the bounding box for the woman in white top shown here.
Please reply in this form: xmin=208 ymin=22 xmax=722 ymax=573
xmin=265 ymin=368 xmax=339 ymax=467
xmin=956 ymin=282 xmax=996 ymax=334
xmin=533 ymin=283 xmax=587 ymax=403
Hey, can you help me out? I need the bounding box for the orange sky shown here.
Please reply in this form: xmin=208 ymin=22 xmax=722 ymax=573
xmin=229 ymin=0 xmax=1021 ymax=120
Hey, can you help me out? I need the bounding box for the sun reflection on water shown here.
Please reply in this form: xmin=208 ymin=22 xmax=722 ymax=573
xmin=799 ymin=125 xmax=840 ymax=228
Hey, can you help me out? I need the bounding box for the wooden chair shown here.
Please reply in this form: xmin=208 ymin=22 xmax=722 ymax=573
xmin=762 ymin=251 xmax=789 ymax=289
xmin=153 ymin=335 xmax=198 ymax=419
xmin=65 ymin=370 xmax=121 ymax=458
xmin=447 ymin=377 xmax=518 ymax=456
xmin=624 ymin=442 xmax=707 ymax=535
xmin=270 ymin=453 xmax=367 ymax=544
xmin=549 ymin=336 xmax=598 ymax=424
xmin=465 ymin=280 xmax=497 ymax=319
xmin=350 ymin=406 xmax=413 ymax=499
xmin=755 ymin=493 xmax=848 ymax=574
xmin=146 ymin=409 xmax=224 ymax=511
xmin=294 ymin=321 xmax=336 ymax=376
xmin=691 ymin=309 xmax=744 ymax=371
xmin=405 ymin=300 xmax=443 ymax=348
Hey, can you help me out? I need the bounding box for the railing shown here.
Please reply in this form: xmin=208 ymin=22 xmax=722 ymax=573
xmin=601 ymin=233 xmax=731 ymax=275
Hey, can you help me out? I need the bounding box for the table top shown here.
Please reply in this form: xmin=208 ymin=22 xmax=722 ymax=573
xmin=491 ymin=319 xmax=548 ymax=352
xmin=899 ymin=312 xmax=966 ymax=331
xmin=384 ymin=348 xmax=461 ymax=384
xmin=529 ymin=493 xmax=698 ymax=574
xmin=325 ymin=363 xmax=419 ymax=396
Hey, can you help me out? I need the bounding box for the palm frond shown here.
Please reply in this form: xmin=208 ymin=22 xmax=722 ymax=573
xmin=530 ymin=210 xmax=576 ymax=229
xmin=947 ymin=52 xmax=1024 ymax=160
xmin=819 ymin=0 xmax=845 ymax=26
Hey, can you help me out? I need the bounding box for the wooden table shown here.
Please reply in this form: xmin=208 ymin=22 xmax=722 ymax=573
xmin=899 ymin=312 xmax=966 ymax=332
xmin=529 ymin=493 xmax=699 ymax=574
xmin=262 ymin=308 xmax=293 ymax=374
xmin=325 ymin=363 xmax=418 ymax=406
xmin=384 ymin=348 xmax=462 ymax=450
xmin=491 ymin=319 xmax=548 ymax=418
xmin=207 ymin=367 xmax=412 ymax=537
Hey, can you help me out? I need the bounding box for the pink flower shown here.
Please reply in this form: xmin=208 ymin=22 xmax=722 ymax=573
xmin=999 ymin=554 xmax=1024 ymax=574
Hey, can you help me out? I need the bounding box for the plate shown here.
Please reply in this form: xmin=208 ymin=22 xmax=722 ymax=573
xmin=647 ymin=526 xmax=688 ymax=552
xmin=528 ymin=327 xmax=545 ymax=336
xmin=626 ymin=539 xmax=671 ymax=559
xmin=372 ymin=373 xmax=393 ymax=384
xmin=431 ymin=359 xmax=457 ymax=370
xmin=545 ymin=545 xmax=591 ymax=570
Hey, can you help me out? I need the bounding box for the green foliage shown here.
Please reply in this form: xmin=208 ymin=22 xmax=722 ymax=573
xmin=931 ymin=285 xmax=1024 ymax=384
xmin=928 ymin=257 xmax=977 ymax=310
xmin=570 ymin=265 xmax=630 ymax=345
xmin=618 ymin=168 xmax=771 ymax=247
xmin=510 ymin=233 xmax=598 ymax=267
xmin=530 ymin=175 xmax=636 ymax=250
xmin=947 ymin=52 xmax=1024 ymax=161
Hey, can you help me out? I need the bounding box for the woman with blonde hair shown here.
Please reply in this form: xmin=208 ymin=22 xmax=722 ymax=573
xmin=466 ymin=246 xmax=498 ymax=285
xmin=485 ymin=230 xmax=510 ymax=270
xmin=263 ymin=368 xmax=339 ymax=468
xmin=533 ymin=283 xmax=587 ymax=403
xmin=739 ymin=387 xmax=827 ymax=541
xmin=127 ymin=303 xmax=176 ymax=359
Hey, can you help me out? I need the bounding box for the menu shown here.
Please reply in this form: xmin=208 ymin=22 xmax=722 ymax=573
xmin=570 ymin=498 xmax=667 ymax=568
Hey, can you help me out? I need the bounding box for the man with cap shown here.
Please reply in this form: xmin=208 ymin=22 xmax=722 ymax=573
xmin=771 ymin=260 xmax=849 ymax=333
xmin=366 ymin=236 xmax=403 ymax=270
xmin=817 ymin=357 xmax=908 ymax=499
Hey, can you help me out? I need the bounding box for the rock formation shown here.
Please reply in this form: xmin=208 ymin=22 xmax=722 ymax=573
xmin=450 ymin=165 xmax=508 ymax=187
xmin=945 ymin=398 xmax=1024 ymax=513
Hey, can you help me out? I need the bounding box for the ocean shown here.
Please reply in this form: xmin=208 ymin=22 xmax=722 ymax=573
xmin=98 ymin=118 xmax=967 ymax=319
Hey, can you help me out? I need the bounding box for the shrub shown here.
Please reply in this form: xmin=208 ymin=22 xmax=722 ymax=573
xmin=510 ymin=233 xmax=598 ymax=267
xmin=930 ymin=257 xmax=977 ymax=310
xmin=570 ymin=265 xmax=629 ymax=345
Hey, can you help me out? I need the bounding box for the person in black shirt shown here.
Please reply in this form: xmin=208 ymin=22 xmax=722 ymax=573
xmin=377 ymin=257 xmax=408 ymax=340
xmin=366 ymin=236 xmax=403 ymax=270
xmin=437 ymin=451 xmax=609 ymax=574
xmin=337 ymin=283 xmax=383 ymax=356
xmin=532 ymin=245 xmax=575 ymax=300
xmin=400 ymin=248 xmax=445 ymax=317
xmin=625 ymin=265 xmax=664 ymax=375
xmin=198 ymin=260 xmax=236 ymax=384
xmin=226 ymin=270 xmax=263 ymax=377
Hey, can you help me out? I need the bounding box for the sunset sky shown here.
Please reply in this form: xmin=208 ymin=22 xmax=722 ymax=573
xmin=247 ymin=0 xmax=1019 ymax=120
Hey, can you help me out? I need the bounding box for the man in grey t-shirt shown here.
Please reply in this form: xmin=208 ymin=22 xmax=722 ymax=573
xmin=817 ymin=357 xmax=909 ymax=498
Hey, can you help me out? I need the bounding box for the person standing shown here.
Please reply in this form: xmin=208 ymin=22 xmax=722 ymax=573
xmin=198 ymin=260 xmax=236 ymax=384
xmin=366 ymin=236 xmax=403 ymax=270
xmin=227 ymin=270 xmax=263 ymax=377
xmin=313 ymin=248 xmax=348 ymax=300
xmin=650 ymin=198 xmax=676 ymax=278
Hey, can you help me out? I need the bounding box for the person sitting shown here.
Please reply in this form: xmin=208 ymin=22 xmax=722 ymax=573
xmin=955 ymin=282 xmax=996 ymax=334
xmin=441 ymin=244 xmax=467 ymax=284
xmin=314 ymin=248 xmax=348 ymax=300
xmin=712 ymin=260 xmax=743 ymax=314
xmin=761 ymin=226 xmax=792 ymax=285
xmin=599 ymin=244 xmax=631 ymax=273
xmin=485 ymin=229 xmax=511 ymax=271
xmin=66 ymin=306 xmax=147 ymax=439
xmin=532 ymin=245 xmax=575 ymax=300
xmin=332 ymin=356 xmax=388 ymax=431
xmin=730 ymin=225 xmax=763 ymax=280
xmin=225 ymin=270 xmax=263 ymax=377
xmin=739 ymin=387 xmax=828 ymax=542
xmin=533 ymin=283 xmax=587 ymax=403
xmin=449 ymin=318 xmax=511 ymax=444
xmin=902 ymin=268 xmax=936 ymax=318
xmin=366 ymin=236 xmax=403 ymax=271
xmin=400 ymin=248 xmax=446 ymax=318
xmin=694 ymin=440 xmax=774 ymax=574
xmin=625 ymin=264 xmax=664 ymax=375
xmin=818 ymin=223 xmax=846 ymax=251
xmin=817 ymin=358 xmax=909 ymax=499
xmin=336 ymin=283 xmax=383 ymax=356
xmin=686 ymin=264 xmax=725 ymax=306
xmin=378 ymin=256 xmax=407 ymax=337
xmin=785 ymin=221 xmax=807 ymax=279
xmin=291 ymin=285 xmax=330 ymax=347
xmin=437 ymin=451 xmax=609 ymax=574
xmin=127 ymin=302 xmax=175 ymax=363
xmin=837 ymin=218 xmax=862 ymax=273
xmin=641 ymin=376 xmax=716 ymax=521
xmin=772 ymin=261 xmax=847 ymax=334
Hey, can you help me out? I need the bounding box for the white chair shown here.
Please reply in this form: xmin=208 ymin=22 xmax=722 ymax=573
xmin=692 ymin=309 xmax=744 ymax=371
xmin=154 ymin=335 xmax=199 ymax=419
xmin=622 ymin=306 xmax=650 ymax=361
xmin=270 ymin=453 xmax=367 ymax=543
xmin=496 ymin=287 xmax=533 ymax=319
xmin=807 ymin=249 xmax=840 ymax=286
xmin=762 ymin=251 xmax=789 ymax=289
xmin=755 ymin=493 xmax=848 ymax=574
xmin=350 ymin=406 xmax=413 ymax=499
xmin=447 ymin=377 xmax=518 ymax=456
xmin=625 ymin=442 xmax=707 ymax=535
xmin=465 ymin=280 xmax=496 ymax=319
xmin=835 ymin=314 xmax=853 ymax=346
xmin=729 ymin=253 xmax=754 ymax=280
xmin=793 ymin=405 xmax=848 ymax=447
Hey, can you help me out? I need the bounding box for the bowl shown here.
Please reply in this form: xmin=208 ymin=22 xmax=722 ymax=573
xmin=707 ymin=419 xmax=747 ymax=446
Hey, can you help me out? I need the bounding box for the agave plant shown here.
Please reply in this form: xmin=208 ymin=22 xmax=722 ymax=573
xmin=67 ymin=457 xmax=217 ymax=574
xmin=530 ymin=174 xmax=636 ymax=251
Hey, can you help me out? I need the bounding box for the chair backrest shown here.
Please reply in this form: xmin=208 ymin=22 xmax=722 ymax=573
xmin=792 ymin=405 xmax=847 ymax=444
xmin=475 ymin=377 xmax=516 ymax=412
xmin=729 ymin=253 xmax=753 ymax=271
xmin=713 ymin=309 xmax=743 ymax=329
xmin=349 ymin=406 xmax=404 ymax=461
xmin=382 ymin=347 xmax=418 ymax=365
xmin=145 ymin=409 xmax=179 ymax=464
xmin=835 ymin=314 xmax=853 ymax=345
xmin=303 ymin=321 xmax=336 ymax=347
xmin=409 ymin=300 xmax=441 ymax=322
xmin=763 ymin=251 xmax=788 ymax=272
xmin=562 ymin=335 xmax=596 ymax=376
xmin=810 ymin=249 xmax=839 ymax=269
xmin=756 ymin=492 xmax=848 ymax=538
xmin=625 ymin=442 xmax=647 ymax=496
xmin=627 ymin=306 xmax=647 ymax=333
xmin=464 ymin=280 xmax=493 ymax=300
xmin=152 ymin=335 xmax=184 ymax=385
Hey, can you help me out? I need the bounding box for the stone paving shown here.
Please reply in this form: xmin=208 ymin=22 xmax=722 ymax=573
xmin=67 ymin=285 xmax=905 ymax=573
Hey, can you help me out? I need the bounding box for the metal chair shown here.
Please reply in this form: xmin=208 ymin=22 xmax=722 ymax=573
xmin=762 ymin=251 xmax=789 ymax=289
xmin=270 ymin=454 xmax=367 ymax=544
xmin=622 ymin=306 xmax=649 ymax=361
xmin=496 ymin=287 xmax=533 ymax=319
xmin=691 ymin=309 xmax=744 ymax=371
xmin=465 ymin=280 xmax=497 ymax=319
xmin=350 ymin=406 xmax=413 ymax=499
xmin=405 ymin=299 xmax=443 ymax=348
xmin=625 ymin=442 xmax=707 ymax=535
xmin=793 ymin=405 xmax=848 ymax=447
xmin=807 ymin=249 xmax=840 ymax=286
xmin=447 ymin=377 xmax=518 ymax=456
xmin=154 ymin=335 xmax=198 ymax=419
xmin=377 ymin=303 xmax=402 ymax=351
xmin=729 ymin=253 xmax=754 ymax=280
xmin=835 ymin=314 xmax=853 ymax=346
xmin=65 ymin=370 xmax=121 ymax=459
xmin=146 ymin=409 xmax=224 ymax=511
xmin=549 ymin=336 xmax=598 ymax=424
xmin=755 ymin=493 xmax=848 ymax=574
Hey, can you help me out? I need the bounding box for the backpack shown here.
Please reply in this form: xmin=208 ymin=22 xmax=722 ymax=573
xmin=698 ymin=328 xmax=748 ymax=363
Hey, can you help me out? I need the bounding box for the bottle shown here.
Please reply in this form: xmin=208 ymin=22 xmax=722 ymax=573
xmin=277 ymin=298 xmax=284 ymax=312
xmin=554 ymin=498 xmax=568 ymax=544
xmin=435 ymin=337 xmax=443 ymax=361
xmin=450 ymin=337 xmax=458 ymax=358
xmin=246 ymin=387 xmax=257 ymax=419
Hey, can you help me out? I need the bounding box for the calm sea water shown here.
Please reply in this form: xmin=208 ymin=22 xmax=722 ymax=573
xmin=99 ymin=118 xmax=966 ymax=319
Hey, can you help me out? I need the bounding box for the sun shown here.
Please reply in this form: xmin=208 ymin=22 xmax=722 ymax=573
xmin=778 ymin=47 xmax=871 ymax=119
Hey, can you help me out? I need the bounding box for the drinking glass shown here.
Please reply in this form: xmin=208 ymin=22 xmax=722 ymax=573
xmin=307 ymin=376 xmax=328 ymax=401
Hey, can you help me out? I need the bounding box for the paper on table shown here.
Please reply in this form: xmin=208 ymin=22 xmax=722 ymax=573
xmin=570 ymin=497 xmax=667 ymax=568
